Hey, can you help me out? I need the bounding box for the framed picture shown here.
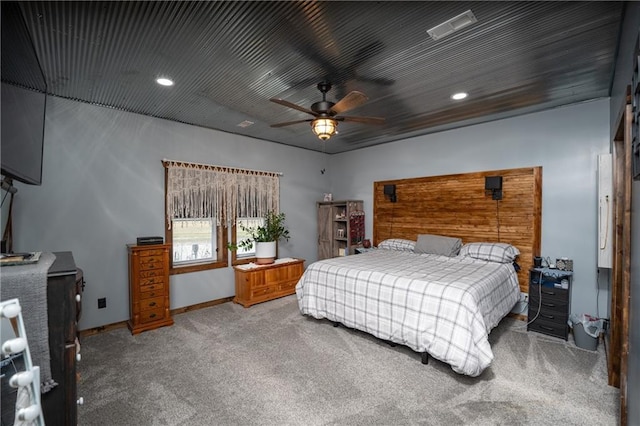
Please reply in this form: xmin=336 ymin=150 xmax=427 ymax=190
xmin=323 ymin=193 xmax=333 ymax=201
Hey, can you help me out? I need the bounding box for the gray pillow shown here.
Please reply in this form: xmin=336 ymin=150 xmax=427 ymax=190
xmin=414 ymin=234 xmax=462 ymax=257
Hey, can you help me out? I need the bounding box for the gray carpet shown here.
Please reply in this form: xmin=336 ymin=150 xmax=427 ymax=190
xmin=77 ymin=295 xmax=619 ymax=425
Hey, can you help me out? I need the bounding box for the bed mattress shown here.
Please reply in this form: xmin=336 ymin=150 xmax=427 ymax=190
xmin=295 ymin=249 xmax=520 ymax=376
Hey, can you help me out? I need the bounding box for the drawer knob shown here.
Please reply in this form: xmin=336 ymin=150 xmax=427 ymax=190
xmin=149 ymin=313 xmax=156 ymax=319
xmin=149 ymin=302 xmax=156 ymax=307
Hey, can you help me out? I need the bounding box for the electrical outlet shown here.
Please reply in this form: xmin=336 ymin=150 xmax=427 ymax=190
xmin=520 ymin=292 xmax=529 ymax=303
xmin=98 ymin=298 xmax=106 ymax=309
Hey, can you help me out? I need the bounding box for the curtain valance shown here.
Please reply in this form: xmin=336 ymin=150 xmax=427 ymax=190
xmin=163 ymin=159 xmax=280 ymax=228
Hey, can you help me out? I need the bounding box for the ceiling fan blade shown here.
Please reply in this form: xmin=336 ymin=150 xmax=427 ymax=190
xmin=330 ymin=91 xmax=369 ymax=115
xmin=270 ymin=119 xmax=313 ymax=128
xmin=338 ymin=116 xmax=385 ymax=125
xmin=270 ymin=98 xmax=317 ymax=116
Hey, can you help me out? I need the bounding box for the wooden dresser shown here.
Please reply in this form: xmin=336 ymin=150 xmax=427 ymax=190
xmin=233 ymin=259 xmax=304 ymax=307
xmin=127 ymin=244 xmax=173 ymax=334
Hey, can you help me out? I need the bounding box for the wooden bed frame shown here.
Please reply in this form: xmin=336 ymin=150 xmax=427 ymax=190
xmin=373 ymin=166 xmax=542 ymax=293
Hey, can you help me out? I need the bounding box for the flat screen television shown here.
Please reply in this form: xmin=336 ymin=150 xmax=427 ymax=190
xmin=1 ymin=82 xmax=46 ymax=185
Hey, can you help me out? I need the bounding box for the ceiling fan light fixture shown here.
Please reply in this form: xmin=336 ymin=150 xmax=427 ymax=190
xmin=311 ymin=118 xmax=338 ymax=141
xmin=451 ymin=92 xmax=468 ymax=100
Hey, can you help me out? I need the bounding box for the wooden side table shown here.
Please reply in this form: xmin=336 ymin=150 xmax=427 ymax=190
xmin=233 ymin=259 xmax=304 ymax=308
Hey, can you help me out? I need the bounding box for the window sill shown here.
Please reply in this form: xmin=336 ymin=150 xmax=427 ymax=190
xmin=231 ymin=256 xmax=257 ymax=266
xmin=170 ymin=260 xmax=227 ymax=275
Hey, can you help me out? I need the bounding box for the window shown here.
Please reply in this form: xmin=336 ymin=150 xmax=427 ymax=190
xmin=171 ymin=218 xmax=216 ymax=264
xmin=166 ymin=216 xmax=226 ymax=274
xmin=231 ymin=216 xmax=264 ymax=263
xmin=163 ymin=160 xmax=281 ymax=274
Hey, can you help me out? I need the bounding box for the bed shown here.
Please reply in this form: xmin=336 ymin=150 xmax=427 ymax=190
xmin=295 ymin=239 xmax=520 ymax=377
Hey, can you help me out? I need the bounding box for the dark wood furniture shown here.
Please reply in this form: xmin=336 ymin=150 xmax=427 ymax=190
xmin=127 ymin=243 xmax=173 ymax=334
xmin=41 ymin=251 xmax=83 ymax=426
xmin=317 ymin=200 xmax=364 ymax=259
xmin=527 ymin=268 xmax=572 ymax=340
xmin=233 ymin=259 xmax=304 ymax=308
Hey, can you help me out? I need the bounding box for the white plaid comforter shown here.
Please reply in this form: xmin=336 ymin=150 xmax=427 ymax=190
xmin=295 ymin=250 xmax=520 ymax=376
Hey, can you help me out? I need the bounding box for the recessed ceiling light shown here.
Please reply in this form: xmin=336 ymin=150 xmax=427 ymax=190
xmin=451 ymin=92 xmax=468 ymax=100
xmin=156 ymin=77 xmax=174 ymax=87
xmin=237 ymin=120 xmax=254 ymax=128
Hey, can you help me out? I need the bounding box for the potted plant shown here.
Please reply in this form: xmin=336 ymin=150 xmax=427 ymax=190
xmin=228 ymin=211 xmax=290 ymax=264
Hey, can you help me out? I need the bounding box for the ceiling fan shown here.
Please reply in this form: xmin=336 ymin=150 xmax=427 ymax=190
xmin=270 ymin=82 xmax=385 ymax=141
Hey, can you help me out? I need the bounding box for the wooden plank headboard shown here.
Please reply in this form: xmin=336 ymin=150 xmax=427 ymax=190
xmin=373 ymin=167 xmax=542 ymax=292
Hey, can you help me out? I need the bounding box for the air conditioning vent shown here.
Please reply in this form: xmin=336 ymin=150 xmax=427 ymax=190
xmin=427 ymin=10 xmax=477 ymax=41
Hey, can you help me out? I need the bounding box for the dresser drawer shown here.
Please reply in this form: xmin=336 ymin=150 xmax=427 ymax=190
xmin=251 ymin=284 xmax=277 ymax=300
xmin=528 ymin=303 xmax=568 ymax=324
xmin=139 ymin=269 xmax=164 ymax=278
xmin=529 ymin=294 xmax=569 ymax=314
xmin=140 ymin=287 xmax=164 ymax=300
xmin=139 ymin=296 xmax=164 ymax=311
xmin=528 ymin=316 xmax=568 ymax=339
xmin=138 ymin=261 xmax=163 ymax=271
xmin=529 ymin=286 xmax=569 ymax=303
xmin=140 ymin=281 xmax=164 ymax=294
xmin=138 ymin=249 xmax=165 ymax=257
xmin=278 ymin=279 xmax=298 ymax=293
xmin=139 ymin=276 xmax=164 ymax=286
xmin=139 ymin=308 xmax=165 ymax=324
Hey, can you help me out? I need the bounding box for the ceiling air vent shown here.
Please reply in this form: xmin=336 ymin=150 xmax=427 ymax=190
xmin=237 ymin=120 xmax=254 ymax=128
xmin=427 ymin=10 xmax=477 ymax=41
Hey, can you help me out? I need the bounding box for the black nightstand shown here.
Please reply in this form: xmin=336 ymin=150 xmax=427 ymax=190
xmin=527 ymin=268 xmax=572 ymax=340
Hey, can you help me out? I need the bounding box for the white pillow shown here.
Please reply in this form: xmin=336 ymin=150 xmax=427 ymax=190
xmin=459 ymin=242 xmax=520 ymax=263
xmin=377 ymin=238 xmax=416 ymax=252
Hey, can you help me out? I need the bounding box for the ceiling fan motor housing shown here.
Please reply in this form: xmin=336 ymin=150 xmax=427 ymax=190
xmin=311 ymin=100 xmax=335 ymax=114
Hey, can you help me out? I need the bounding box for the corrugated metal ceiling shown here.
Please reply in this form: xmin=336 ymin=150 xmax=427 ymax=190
xmin=1 ymin=1 xmax=624 ymax=153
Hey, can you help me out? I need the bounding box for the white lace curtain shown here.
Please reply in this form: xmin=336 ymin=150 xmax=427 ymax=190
xmin=164 ymin=160 xmax=280 ymax=228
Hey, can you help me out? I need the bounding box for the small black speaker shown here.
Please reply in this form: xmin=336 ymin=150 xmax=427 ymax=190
xmin=485 ymin=176 xmax=502 ymax=190
xmin=383 ymin=184 xmax=397 ymax=202
xmin=383 ymin=184 xmax=396 ymax=196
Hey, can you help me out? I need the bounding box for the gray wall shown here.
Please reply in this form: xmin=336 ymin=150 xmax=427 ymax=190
xmin=8 ymin=95 xmax=612 ymax=330
xmin=9 ymin=96 xmax=329 ymax=330
xmin=330 ymin=98 xmax=611 ymax=320
xmin=610 ymin=3 xmax=640 ymax=425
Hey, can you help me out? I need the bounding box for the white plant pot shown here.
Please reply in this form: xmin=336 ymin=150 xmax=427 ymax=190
xmin=255 ymin=241 xmax=276 ymax=264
